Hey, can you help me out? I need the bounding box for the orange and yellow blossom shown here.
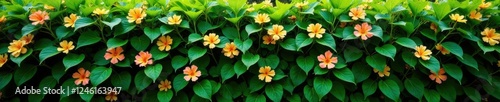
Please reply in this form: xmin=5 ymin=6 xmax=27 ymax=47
xmin=44 ymin=4 xmax=54 ymax=10
xmin=435 ymin=44 xmax=450 ymax=55
xmin=72 ymin=68 xmax=90 ymax=86
xmin=258 ymin=66 xmax=275 ymax=82
xmin=255 ymin=13 xmax=270 ymax=25
xmin=222 ymin=42 xmax=239 ymax=58
xmin=167 ymin=14 xmax=182 ymax=25
xmin=317 ymin=50 xmax=338 ymax=69
xmin=126 ymin=8 xmax=147 ymax=24
xmin=183 ymin=65 xmax=201 ymax=82
xmin=354 ymin=22 xmax=374 ymax=40
xmin=262 ymin=0 xmax=273 ymax=8
xmin=203 ymin=33 xmax=220 ymax=49
xmin=469 ymin=10 xmax=482 ymax=21
xmin=104 ymin=47 xmax=125 ymax=64
xmin=0 ymin=15 xmax=6 ymax=23
xmin=262 ymin=35 xmax=276 ymax=45
xmin=429 ymin=68 xmax=447 ymax=84
xmin=348 ymin=7 xmax=366 ymax=20
xmin=267 ymin=24 xmax=287 ymax=40
xmin=158 ymin=79 xmax=172 ymax=91
xmin=307 ymin=23 xmax=326 ymax=39
xmin=450 ymin=13 xmax=467 ymax=23
xmin=93 ymin=8 xmax=109 ymax=16
xmin=414 ymin=45 xmax=432 ymax=60
xmin=156 ymin=35 xmax=173 ymax=51
xmin=295 ymin=1 xmax=308 ymax=9
xmin=481 ymin=28 xmax=500 ymax=46
xmin=0 ymin=54 xmax=7 ymax=68
xmin=105 ymin=92 xmax=118 ymax=102
xmin=64 ymin=14 xmax=79 ymax=28
xmin=20 ymin=34 xmax=34 ymax=44
xmin=479 ymin=0 xmax=491 ymax=9
xmin=373 ymin=65 xmax=390 ymax=77
xmin=57 ymin=40 xmax=75 ymax=54
xmin=134 ymin=51 xmax=153 ymax=67
xmin=8 ymin=40 xmax=28 ymax=57
xmin=29 ymin=10 xmax=50 ymax=25
xmin=430 ymin=23 xmax=438 ymax=32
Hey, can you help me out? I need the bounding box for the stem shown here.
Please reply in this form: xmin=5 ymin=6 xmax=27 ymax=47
xmin=361 ymin=40 xmax=370 ymax=55
xmin=175 ymin=26 xmax=186 ymax=42
xmin=209 ymin=49 xmax=218 ymax=65
xmin=44 ymin=24 xmax=56 ymax=39
xmin=306 ymin=42 xmax=315 ymax=53
xmin=432 ymin=22 xmax=457 ymax=50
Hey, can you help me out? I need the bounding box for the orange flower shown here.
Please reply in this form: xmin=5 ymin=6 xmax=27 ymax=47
xmin=0 ymin=54 xmax=7 ymax=68
xmin=134 ymin=51 xmax=153 ymax=67
xmin=373 ymin=65 xmax=390 ymax=77
xmin=469 ymin=10 xmax=482 ymax=21
xmin=307 ymin=23 xmax=326 ymax=38
xmin=481 ymin=28 xmax=500 ymax=46
xmin=430 ymin=23 xmax=438 ymax=32
xmin=0 ymin=15 xmax=6 ymax=23
xmin=262 ymin=35 xmax=276 ymax=45
xmin=450 ymin=13 xmax=467 ymax=23
xmin=354 ymin=22 xmax=374 ymax=40
xmin=72 ymin=68 xmax=90 ymax=86
xmin=339 ymin=22 xmax=347 ymax=28
xmin=267 ymin=24 xmax=287 ymax=40
xmin=435 ymin=43 xmax=450 ymax=55
xmin=20 ymin=34 xmax=34 ymax=44
xmin=126 ymin=8 xmax=147 ymax=24
xmin=203 ymin=33 xmax=220 ymax=49
xmin=7 ymin=40 xmax=28 ymax=57
xmin=479 ymin=0 xmax=491 ymax=9
xmin=167 ymin=14 xmax=182 ymax=25
xmin=29 ymin=10 xmax=49 ymax=25
xmin=105 ymin=92 xmax=118 ymax=102
xmin=183 ymin=65 xmax=201 ymax=82
xmin=57 ymin=40 xmax=75 ymax=54
xmin=104 ymin=47 xmax=125 ymax=64
xmin=429 ymin=68 xmax=447 ymax=84
xmin=255 ymin=13 xmax=270 ymax=25
xmin=317 ymin=50 xmax=338 ymax=69
xmin=258 ymin=66 xmax=275 ymax=82
xmin=348 ymin=7 xmax=366 ymax=20
xmin=156 ymin=35 xmax=173 ymax=51
xmin=414 ymin=45 xmax=432 ymax=60
xmin=93 ymin=8 xmax=109 ymax=16
xmin=64 ymin=13 xmax=79 ymax=28
xmin=158 ymin=79 xmax=172 ymax=91
xmin=44 ymin=4 xmax=54 ymax=10
xmin=222 ymin=42 xmax=239 ymax=58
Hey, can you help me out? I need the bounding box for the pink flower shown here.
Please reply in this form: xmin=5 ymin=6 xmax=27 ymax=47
xmin=317 ymin=50 xmax=338 ymax=69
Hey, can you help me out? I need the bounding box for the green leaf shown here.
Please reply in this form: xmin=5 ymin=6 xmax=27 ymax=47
xmin=265 ymin=83 xmax=283 ymax=102
xmin=242 ymin=53 xmax=260 ymax=68
xmin=171 ymin=55 xmax=188 ymax=71
xmin=421 ymin=29 xmax=437 ymax=42
xmin=432 ymin=3 xmax=451 ymax=21
xmin=34 ymin=38 xmax=53 ymax=51
xmin=220 ymin=64 xmax=235 ymax=83
xmin=63 ymin=53 xmax=85 ymax=70
xmin=11 ymin=49 xmax=33 ymax=66
xmin=366 ymin=54 xmax=386 ymax=72
xmin=344 ymin=46 xmax=363 ymax=62
xmin=290 ymin=66 xmax=306 ymax=86
xmin=371 ymin=25 xmax=384 ymax=40
xmin=249 ymin=77 xmax=265 ymax=93
xmin=56 ymin=26 xmax=73 ymax=40
xmin=38 ymin=46 xmax=59 ymax=65
xmin=304 ymin=85 xmax=319 ymax=102
xmin=188 ymin=33 xmax=203 ymax=43
xmin=258 ymin=55 xmax=280 ymax=70
xmin=441 ymin=42 xmax=463 ymax=59
xmin=0 ymin=72 xmax=12 ymax=89
xmin=437 ymin=82 xmax=456 ymax=101
xmin=404 ymin=78 xmax=424 ymax=99
xmin=144 ymin=64 xmax=162 ymax=83
xmin=245 ymin=23 xmax=261 ymax=36
xmin=160 ymin=25 xmax=174 ymax=35
xmin=21 ymin=24 xmax=40 ymax=36
xmin=90 ymin=67 xmax=112 ymax=86
xmin=188 ymin=46 xmax=207 ymax=63
xmin=362 ymin=79 xmax=377 ymax=99
xmin=193 ymin=80 xmax=214 ymax=100
xmin=135 ymin=70 xmax=152 ymax=92
xmin=158 ymin=90 xmax=174 ymax=102
xmin=14 ymin=64 xmax=37 ymax=86
xmin=379 ymin=79 xmax=400 ymax=101
xmin=280 ymin=38 xmax=299 ymax=51
xmin=234 ymin=61 xmax=247 ymax=78
xmin=130 ymin=35 xmax=150 ymax=51
xmin=144 ymin=27 xmax=161 ymax=43
xmin=51 ymin=63 xmax=65 ymax=83
xmin=197 ymin=21 xmax=213 ymax=35
xmin=111 ymin=71 xmax=131 ymax=91
xmin=463 ymin=87 xmax=481 ymax=102
xmin=222 ymin=27 xmax=239 ymax=40
xmin=76 ymin=31 xmax=100 ymax=49
xmin=375 ymin=44 xmax=397 ymax=60
xmin=114 ymin=19 xmax=136 ymax=36
xmin=333 ymin=68 xmax=356 ymax=84
xmin=297 ymin=56 xmax=314 ymax=74
xmin=419 ymin=56 xmax=440 ymax=73
xmin=106 ymin=38 xmax=128 ymax=49
xmin=314 ymin=77 xmax=332 ymax=99
xmin=443 ymin=64 xmax=463 ymax=84
xmin=316 ymin=34 xmax=337 ymax=52
xmin=173 ymin=74 xmax=188 ymax=93
xmin=102 ymin=18 xmax=121 ymax=30
xmin=150 ymin=45 xmax=169 ymax=61
xmin=402 ymin=51 xmax=417 ymax=67
xmin=408 ymin=0 xmax=426 ymax=16
xmin=295 ymin=33 xmax=313 ymax=50
xmin=246 ymin=94 xmax=266 ymax=102
xmin=396 ymin=37 xmax=417 ymax=49
xmin=234 ymin=39 xmax=253 ymax=54
xmin=74 ymin=17 xmax=95 ymax=31
xmin=330 ymin=81 xmax=346 ymax=101
xmin=458 ymin=54 xmax=478 ymax=70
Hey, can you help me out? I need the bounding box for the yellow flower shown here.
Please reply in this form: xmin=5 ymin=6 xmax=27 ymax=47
xmin=222 ymin=42 xmax=239 ymax=58
xmin=373 ymin=65 xmax=390 ymax=77
xmin=246 ymin=7 xmax=255 ymax=12
xmin=183 ymin=65 xmax=201 ymax=82
xmin=481 ymin=28 xmax=500 ymax=46
xmin=29 ymin=10 xmax=50 ymax=25
xmin=167 ymin=14 xmax=182 ymax=25
xmin=0 ymin=54 xmax=7 ymax=68
xmin=203 ymin=33 xmax=220 ymax=49
xmin=307 ymin=23 xmax=326 ymax=39
xmin=469 ymin=10 xmax=482 ymax=21
xmin=93 ymin=8 xmax=109 ymax=16
xmin=414 ymin=45 xmax=432 ymax=60
xmin=424 ymin=4 xmax=432 ymax=10
xmin=267 ymin=24 xmax=287 ymax=40
xmin=20 ymin=34 xmax=34 ymax=44
xmin=263 ymin=0 xmax=273 ymax=8
xmin=295 ymin=1 xmax=308 ymax=9
xmin=8 ymin=40 xmax=28 ymax=57
xmin=105 ymin=92 xmax=118 ymax=102
xmin=430 ymin=23 xmax=438 ymax=32
xmin=44 ymin=4 xmax=54 ymax=10
xmin=435 ymin=43 xmax=450 ymax=55
xmin=156 ymin=35 xmax=173 ymax=51
xmin=348 ymin=7 xmax=366 ymax=20
xmin=258 ymin=66 xmax=275 ymax=83
xmin=64 ymin=14 xmax=79 ymax=28
xmin=449 ymin=13 xmax=467 ymax=23
xmin=158 ymin=79 xmax=172 ymax=91
xmin=254 ymin=13 xmax=270 ymax=25
xmin=0 ymin=15 xmax=6 ymax=23
xmin=479 ymin=0 xmax=491 ymax=9
xmin=262 ymin=35 xmax=276 ymax=45
xmin=57 ymin=40 xmax=75 ymax=54
xmin=126 ymin=8 xmax=147 ymax=24
xmin=429 ymin=68 xmax=447 ymax=84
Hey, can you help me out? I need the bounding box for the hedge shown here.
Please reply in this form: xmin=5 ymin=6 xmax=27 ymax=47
xmin=0 ymin=0 xmax=500 ymax=101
